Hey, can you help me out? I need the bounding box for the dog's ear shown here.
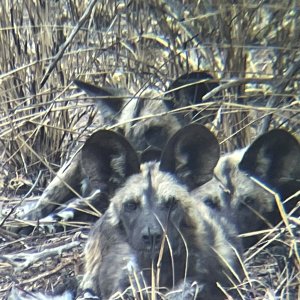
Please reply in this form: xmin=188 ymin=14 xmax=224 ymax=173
xmin=165 ymin=71 xmax=219 ymax=109
xmin=239 ymin=129 xmax=300 ymax=187
xmin=81 ymin=130 xmax=140 ymax=194
xmin=160 ymin=124 xmax=220 ymax=190
xmin=74 ymin=80 xmax=125 ymax=122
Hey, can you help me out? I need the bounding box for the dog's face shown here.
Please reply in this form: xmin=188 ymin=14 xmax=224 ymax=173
xmin=195 ymin=130 xmax=300 ymax=247
xmin=228 ymin=169 xmax=275 ymax=238
xmin=81 ymin=124 xmax=220 ymax=254
xmin=119 ymin=96 xmax=182 ymax=161
xmin=108 ymin=162 xmax=190 ymax=254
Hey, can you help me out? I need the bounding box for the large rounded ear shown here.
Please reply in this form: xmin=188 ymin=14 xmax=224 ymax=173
xmin=81 ymin=130 xmax=140 ymax=194
xmin=164 ymin=71 xmax=220 ymax=111
xmin=239 ymin=129 xmax=300 ymax=187
xmin=160 ymin=124 xmax=220 ymax=190
xmin=73 ymin=80 xmax=125 ymax=121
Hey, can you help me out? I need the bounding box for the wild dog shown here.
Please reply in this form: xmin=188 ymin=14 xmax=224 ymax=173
xmin=78 ymin=124 xmax=242 ymax=300
xmin=194 ymin=129 xmax=300 ymax=248
xmin=74 ymin=71 xmax=220 ymax=159
xmin=18 ymin=72 xmax=220 ymax=229
xmin=165 ymin=71 xmax=220 ymax=125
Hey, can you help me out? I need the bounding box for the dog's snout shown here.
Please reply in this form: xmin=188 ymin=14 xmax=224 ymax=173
xmin=141 ymin=227 xmax=162 ymax=247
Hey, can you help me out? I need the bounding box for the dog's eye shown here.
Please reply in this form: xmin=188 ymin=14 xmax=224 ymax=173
xmin=163 ymin=197 xmax=177 ymax=210
xmin=244 ymin=197 xmax=254 ymax=206
xmin=124 ymin=201 xmax=138 ymax=212
xmin=204 ymin=197 xmax=218 ymax=209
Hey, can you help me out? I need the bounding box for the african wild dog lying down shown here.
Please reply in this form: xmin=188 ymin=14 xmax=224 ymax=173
xmin=78 ymin=124 xmax=242 ymax=300
xmin=16 ymin=71 xmax=220 ymax=231
xmin=193 ymin=129 xmax=300 ymax=248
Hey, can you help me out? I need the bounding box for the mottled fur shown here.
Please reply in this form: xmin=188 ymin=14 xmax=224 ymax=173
xmin=195 ymin=129 xmax=300 ymax=248
xmin=75 ymin=71 xmax=220 ymax=158
xmin=20 ymin=72 xmax=220 ymax=225
xmin=78 ymin=125 xmax=242 ymax=299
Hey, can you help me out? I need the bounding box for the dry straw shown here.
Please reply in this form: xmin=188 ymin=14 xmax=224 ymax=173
xmin=0 ymin=0 xmax=299 ymax=299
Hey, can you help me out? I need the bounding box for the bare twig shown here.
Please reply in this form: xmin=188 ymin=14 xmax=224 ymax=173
xmin=0 ymin=171 xmax=42 ymax=228
xmin=39 ymin=0 xmax=98 ymax=88
xmin=259 ymin=57 xmax=300 ymax=134
xmin=0 ymin=241 xmax=80 ymax=271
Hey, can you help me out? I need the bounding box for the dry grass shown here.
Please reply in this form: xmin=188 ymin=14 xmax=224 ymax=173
xmin=0 ymin=0 xmax=299 ymax=299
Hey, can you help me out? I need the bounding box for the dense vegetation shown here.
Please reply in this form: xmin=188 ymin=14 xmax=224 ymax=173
xmin=0 ymin=1 xmax=299 ymax=299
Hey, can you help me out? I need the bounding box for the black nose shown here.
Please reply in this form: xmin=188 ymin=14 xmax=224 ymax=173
xmin=142 ymin=227 xmax=162 ymax=247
